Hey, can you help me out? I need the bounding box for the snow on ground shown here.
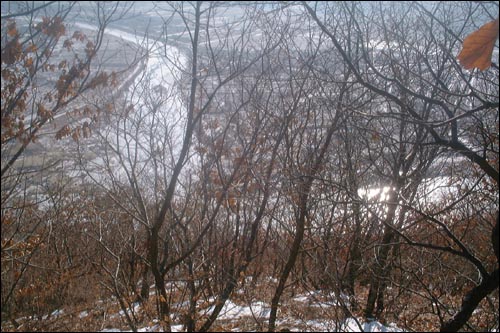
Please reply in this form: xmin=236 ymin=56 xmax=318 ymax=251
xmin=98 ymin=317 xmax=403 ymax=332
xmin=79 ymin=310 xmax=89 ymax=319
xmin=292 ymin=290 xmax=351 ymax=307
xmin=275 ymin=317 xmax=403 ymax=332
xmin=20 ymin=284 xmax=404 ymax=332
xmin=96 ymin=289 xmax=404 ymax=332
xmin=116 ymin=302 xmax=141 ymax=318
xmin=41 ymin=309 xmax=64 ymax=320
xmin=283 ymin=318 xmax=402 ymax=332
xmin=100 ymin=324 xmax=184 ymax=332
xmin=204 ymin=300 xmax=271 ymax=321
xmin=350 ymin=319 xmax=402 ymax=332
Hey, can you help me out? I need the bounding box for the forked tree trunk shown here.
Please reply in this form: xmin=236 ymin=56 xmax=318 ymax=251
xmin=440 ymin=213 xmax=499 ymax=332
xmin=440 ymin=269 xmax=499 ymax=332
xmin=364 ymin=189 xmax=402 ymax=319
xmin=268 ymin=115 xmax=340 ymax=331
xmin=268 ymin=193 xmax=308 ymax=332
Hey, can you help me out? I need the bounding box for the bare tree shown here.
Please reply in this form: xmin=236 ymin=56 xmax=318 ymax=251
xmin=1 ymin=1 xmax=133 ymax=327
xmin=303 ymin=1 xmax=498 ymax=330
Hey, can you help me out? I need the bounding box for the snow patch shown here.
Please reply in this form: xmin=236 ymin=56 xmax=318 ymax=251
xmin=205 ymin=300 xmax=271 ymax=320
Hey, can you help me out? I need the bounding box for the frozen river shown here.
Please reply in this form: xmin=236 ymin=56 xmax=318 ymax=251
xmin=73 ymin=21 xmax=191 ymax=190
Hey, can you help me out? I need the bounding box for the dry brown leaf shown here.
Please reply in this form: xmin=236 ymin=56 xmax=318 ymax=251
xmin=457 ymin=17 xmax=499 ymax=71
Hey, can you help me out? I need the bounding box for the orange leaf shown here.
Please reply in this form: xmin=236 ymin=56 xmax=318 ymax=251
xmin=7 ymin=20 xmax=17 ymax=37
xmin=228 ymin=196 xmax=237 ymax=209
xmin=457 ymin=17 xmax=499 ymax=71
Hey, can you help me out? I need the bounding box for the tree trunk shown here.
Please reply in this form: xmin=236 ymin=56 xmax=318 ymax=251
xmin=364 ymin=198 xmax=398 ymax=319
xmin=268 ymin=84 xmax=341 ymax=331
xmin=185 ymin=257 xmax=197 ymax=332
xmin=345 ymin=202 xmax=362 ymax=299
xmin=148 ymin=229 xmax=171 ymax=332
xmin=138 ymin=263 xmax=150 ymax=302
xmin=441 ymin=213 xmax=499 ymax=332
xmin=198 ymin=125 xmax=285 ymax=332
xmin=440 ymin=269 xmax=499 ymax=332
xmin=493 ymin=213 xmax=499 ymax=264
xmin=268 ymin=195 xmax=307 ymax=332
